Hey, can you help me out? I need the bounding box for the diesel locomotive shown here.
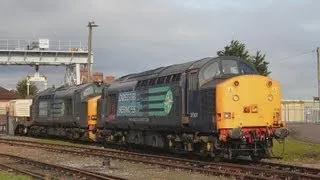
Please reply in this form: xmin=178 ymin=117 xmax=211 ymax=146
xmin=15 ymin=56 xmax=289 ymax=161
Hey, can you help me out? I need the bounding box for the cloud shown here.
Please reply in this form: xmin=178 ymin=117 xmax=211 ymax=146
xmin=0 ymin=0 xmax=319 ymax=99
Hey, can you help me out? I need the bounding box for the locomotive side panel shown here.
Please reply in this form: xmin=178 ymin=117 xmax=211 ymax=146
xmin=105 ymin=84 xmax=182 ymax=132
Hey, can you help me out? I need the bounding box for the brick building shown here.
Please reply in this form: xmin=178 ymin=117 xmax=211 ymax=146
xmin=80 ymin=68 xmax=115 ymax=84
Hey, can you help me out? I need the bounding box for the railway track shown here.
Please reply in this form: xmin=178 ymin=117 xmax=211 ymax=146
xmin=1 ymin=138 xmax=320 ymax=179
xmin=0 ymin=152 xmax=127 ymax=180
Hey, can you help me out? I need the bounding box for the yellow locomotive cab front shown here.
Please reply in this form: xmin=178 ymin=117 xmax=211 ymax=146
xmin=215 ymin=74 xmax=287 ymax=142
xmin=87 ymin=95 xmax=101 ymax=141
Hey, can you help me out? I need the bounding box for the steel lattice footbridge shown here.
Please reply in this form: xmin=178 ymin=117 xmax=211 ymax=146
xmin=0 ymin=39 xmax=90 ymax=86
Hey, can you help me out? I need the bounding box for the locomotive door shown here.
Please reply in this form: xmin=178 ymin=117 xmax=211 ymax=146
xmin=73 ymin=91 xmax=81 ymax=121
xmin=186 ymin=70 xmax=200 ymax=126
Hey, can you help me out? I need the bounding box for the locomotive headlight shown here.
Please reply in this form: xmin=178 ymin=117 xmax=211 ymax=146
xmin=224 ymin=112 xmax=232 ymax=119
xmin=251 ymin=105 xmax=258 ymax=113
xmin=234 ymin=81 xmax=239 ymax=87
xmin=233 ymin=95 xmax=239 ymax=101
xmin=268 ymin=94 xmax=273 ymax=101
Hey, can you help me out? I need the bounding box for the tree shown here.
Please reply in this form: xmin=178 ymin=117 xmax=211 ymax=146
xmin=16 ymin=78 xmax=39 ymax=98
xmin=217 ymin=40 xmax=271 ymax=76
xmin=248 ymin=51 xmax=270 ymax=76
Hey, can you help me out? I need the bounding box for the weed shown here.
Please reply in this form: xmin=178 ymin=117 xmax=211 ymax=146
xmin=272 ymin=138 xmax=320 ymax=162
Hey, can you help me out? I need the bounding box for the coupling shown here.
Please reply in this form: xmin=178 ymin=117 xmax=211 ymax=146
xmin=274 ymin=127 xmax=289 ymax=139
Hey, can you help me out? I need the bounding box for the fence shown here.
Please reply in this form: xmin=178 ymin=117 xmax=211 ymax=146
xmin=282 ymin=107 xmax=320 ymax=124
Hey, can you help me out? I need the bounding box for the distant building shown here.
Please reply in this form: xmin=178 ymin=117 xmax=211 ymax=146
xmin=281 ymin=99 xmax=320 ymax=123
xmin=105 ymin=76 xmax=115 ymax=84
xmin=0 ymin=86 xmax=19 ymax=131
xmin=80 ymin=68 xmax=115 ymax=84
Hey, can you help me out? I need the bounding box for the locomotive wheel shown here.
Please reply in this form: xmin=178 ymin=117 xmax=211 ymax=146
xmin=22 ymin=126 xmax=28 ymax=135
xmin=251 ymin=154 xmax=262 ymax=162
xmin=134 ymin=134 xmax=141 ymax=144
xmin=147 ymin=133 xmax=164 ymax=148
xmin=213 ymin=152 xmax=223 ymax=162
xmin=74 ymin=132 xmax=80 ymax=140
xmin=151 ymin=136 xmax=157 ymax=147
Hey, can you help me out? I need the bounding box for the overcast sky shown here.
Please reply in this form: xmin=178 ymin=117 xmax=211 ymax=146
xmin=0 ymin=0 xmax=319 ymax=99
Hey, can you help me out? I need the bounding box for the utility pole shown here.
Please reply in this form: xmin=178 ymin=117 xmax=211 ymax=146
xmin=87 ymin=21 xmax=98 ymax=83
xmin=317 ymin=47 xmax=320 ymax=108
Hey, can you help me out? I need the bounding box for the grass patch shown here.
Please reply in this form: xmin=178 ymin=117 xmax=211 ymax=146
xmin=272 ymin=138 xmax=320 ymax=162
xmin=0 ymin=171 xmax=30 ymax=180
xmin=30 ymin=137 xmax=88 ymax=147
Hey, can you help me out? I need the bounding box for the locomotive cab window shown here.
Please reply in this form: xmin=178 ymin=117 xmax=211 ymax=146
xmin=199 ymin=61 xmax=220 ymax=85
xmin=240 ymin=62 xmax=257 ymax=74
xmin=222 ymin=60 xmax=239 ymax=74
xmin=203 ymin=62 xmax=220 ymax=80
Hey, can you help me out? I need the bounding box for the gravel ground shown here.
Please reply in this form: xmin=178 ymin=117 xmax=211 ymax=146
xmin=263 ymin=158 xmax=320 ymax=169
xmin=1 ymin=134 xmax=320 ymax=179
xmin=0 ymin=136 xmax=230 ymax=180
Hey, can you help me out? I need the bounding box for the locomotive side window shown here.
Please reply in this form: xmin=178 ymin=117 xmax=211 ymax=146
xmin=222 ymin=60 xmax=239 ymax=74
xmin=202 ymin=62 xmax=220 ymax=81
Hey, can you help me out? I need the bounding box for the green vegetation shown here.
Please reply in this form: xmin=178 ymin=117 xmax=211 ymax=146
xmin=0 ymin=171 xmax=30 ymax=180
xmin=14 ymin=78 xmax=39 ymax=98
xmin=217 ymin=40 xmax=271 ymax=76
xmin=272 ymin=138 xmax=320 ymax=162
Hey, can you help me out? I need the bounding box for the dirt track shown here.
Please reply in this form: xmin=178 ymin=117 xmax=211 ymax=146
xmin=287 ymin=123 xmax=320 ymax=143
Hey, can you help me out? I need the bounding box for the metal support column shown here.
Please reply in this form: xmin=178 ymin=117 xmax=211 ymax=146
xmin=317 ymin=47 xmax=320 ymax=108
xmin=75 ymin=63 xmax=80 ymax=85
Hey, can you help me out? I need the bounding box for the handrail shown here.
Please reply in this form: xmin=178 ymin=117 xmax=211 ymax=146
xmin=0 ymin=39 xmax=88 ymax=52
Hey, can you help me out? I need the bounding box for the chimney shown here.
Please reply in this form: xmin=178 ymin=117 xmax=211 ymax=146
xmin=93 ymin=72 xmax=104 ymax=82
xmin=80 ymin=67 xmax=104 ymax=83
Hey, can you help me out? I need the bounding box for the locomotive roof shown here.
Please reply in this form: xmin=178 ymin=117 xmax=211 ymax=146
xmin=36 ymin=83 xmax=93 ymax=99
xmin=115 ymin=56 xmax=243 ymax=82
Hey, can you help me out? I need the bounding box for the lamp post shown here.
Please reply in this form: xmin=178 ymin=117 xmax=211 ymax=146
xmin=87 ymin=21 xmax=98 ymax=83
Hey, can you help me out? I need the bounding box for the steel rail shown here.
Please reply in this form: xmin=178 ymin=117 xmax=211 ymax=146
xmin=1 ymin=138 xmax=320 ymax=179
xmin=0 ymin=152 xmax=127 ymax=180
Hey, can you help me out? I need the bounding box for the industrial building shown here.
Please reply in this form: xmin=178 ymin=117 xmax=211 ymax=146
xmin=281 ymin=100 xmax=320 ymax=123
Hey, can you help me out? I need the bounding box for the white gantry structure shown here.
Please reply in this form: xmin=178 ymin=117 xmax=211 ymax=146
xmin=0 ymin=39 xmax=91 ymax=89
